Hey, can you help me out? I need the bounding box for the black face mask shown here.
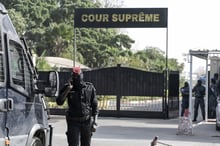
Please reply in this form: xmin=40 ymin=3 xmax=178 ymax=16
xmin=72 ymin=72 xmax=83 ymax=88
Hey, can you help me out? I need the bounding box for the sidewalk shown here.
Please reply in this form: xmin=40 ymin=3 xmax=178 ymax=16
xmin=50 ymin=116 xmax=220 ymax=146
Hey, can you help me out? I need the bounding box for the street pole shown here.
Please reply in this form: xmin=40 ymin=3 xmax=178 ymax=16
xmin=205 ymin=56 xmax=209 ymax=122
xmin=189 ymin=53 xmax=193 ymax=119
xmin=74 ymin=27 xmax=76 ymax=67
xmin=165 ymin=26 xmax=169 ymax=119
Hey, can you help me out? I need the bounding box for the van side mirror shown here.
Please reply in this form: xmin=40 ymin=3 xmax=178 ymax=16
xmin=44 ymin=71 xmax=59 ymax=97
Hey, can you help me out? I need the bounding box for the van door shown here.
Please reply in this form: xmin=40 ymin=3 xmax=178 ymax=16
xmin=0 ymin=17 xmax=8 ymax=145
xmin=4 ymin=31 xmax=37 ymax=145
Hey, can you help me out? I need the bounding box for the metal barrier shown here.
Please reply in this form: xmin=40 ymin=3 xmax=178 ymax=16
xmin=39 ymin=65 xmax=179 ymax=119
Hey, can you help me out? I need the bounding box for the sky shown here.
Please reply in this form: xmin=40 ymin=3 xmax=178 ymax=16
xmin=120 ymin=0 xmax=220 ymax=74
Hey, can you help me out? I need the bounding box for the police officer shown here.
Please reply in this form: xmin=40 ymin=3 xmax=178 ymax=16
xmin=180 ymin=82 xmax=189 ymax=117
xmin=56 ymin=67 xmax=98 ymax=146
xmin=192 ymin=79 xmax=205 ymax=122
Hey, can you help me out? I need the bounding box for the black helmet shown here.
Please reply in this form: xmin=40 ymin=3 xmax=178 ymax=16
xmin=197 ymin=79 xmax=202 ymax=85
xmin=184 ymin=82 xmax=189 ymax=87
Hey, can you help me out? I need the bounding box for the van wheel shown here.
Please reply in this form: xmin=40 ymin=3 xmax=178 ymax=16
xmin=31 ymin=137 xmax=43 ymax=146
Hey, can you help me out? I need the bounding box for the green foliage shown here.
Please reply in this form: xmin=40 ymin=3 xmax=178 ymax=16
xmin=2 ymin=0 xmax=184 ymax=73
xmin=36 ymin=57 xmax=51 ymax=71
xmin=36 ymin=51 xmax=52 ymax=71
xmin=7 ymin=9 xmax=27 ymax=36
xmin=77 ymin=28 xmax=135 ymax=68
xmin=133 ymin=47 xmax=184 ymax=72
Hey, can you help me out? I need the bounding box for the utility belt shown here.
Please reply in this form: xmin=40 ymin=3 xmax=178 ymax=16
xmin=67 ymin=115 xmax=90 ymax=122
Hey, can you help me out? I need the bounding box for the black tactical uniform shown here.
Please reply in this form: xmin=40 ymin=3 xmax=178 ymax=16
xmin=56 ymin=67 xmax=98 ymax=146
xmin=192 ymin=80 xmax=205 ymax=122
xmin=180 ymin=82 xmax=189 ymax=117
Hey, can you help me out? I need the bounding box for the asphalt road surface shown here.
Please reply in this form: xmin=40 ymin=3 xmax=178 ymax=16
xmin=49 ymin=115 xmax=220 ymax=146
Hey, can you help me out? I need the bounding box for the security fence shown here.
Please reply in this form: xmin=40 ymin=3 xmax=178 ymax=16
xmin=39 ymin=65 xmax=179 ymax=119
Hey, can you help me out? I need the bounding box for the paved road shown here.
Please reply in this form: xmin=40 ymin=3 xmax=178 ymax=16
xmin=49 ymin=115 xmax=220 ymax=146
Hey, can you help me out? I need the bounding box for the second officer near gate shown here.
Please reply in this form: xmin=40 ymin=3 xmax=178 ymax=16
xmin=56 ymin=67 xmax=99 ymax=146
xmin=192 ymin=79 xmax=205 ymax=122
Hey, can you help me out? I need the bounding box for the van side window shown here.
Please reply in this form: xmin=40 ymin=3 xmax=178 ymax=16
xmin=0 ymin=54 xmax=4 ymax=82
xmin=23 ymin=50 xmax=33 ymax=96
xmin=9 ymin=40 xmax=33 ymax=96
xmin=0 ymin=36 xmax=4 ymax=82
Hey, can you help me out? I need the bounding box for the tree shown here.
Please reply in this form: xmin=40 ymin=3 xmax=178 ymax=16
xmin=1 ymin=0 xmax=184 ymax=74
xmin=7 ymin=9 xmax=27 ymax=37
xmin=76 ymin=28 xmax=134 ymax=68
xmin=133 ymin=47 xmax=184 ymax=72
xmin=98 ymin=0 xmax=124 ymax=8
xmin=36 ymin=51 xmax=52 ymax=71
xmin=168 ymin=58 xmax=184 ymax=72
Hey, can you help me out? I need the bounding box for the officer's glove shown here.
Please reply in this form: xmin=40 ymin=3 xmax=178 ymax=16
xmin=91 ymin=115 xmax=98 ymax=132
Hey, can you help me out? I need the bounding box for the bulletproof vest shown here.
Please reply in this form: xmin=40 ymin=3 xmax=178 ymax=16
xmin=194 ymin=85 xmax=205 ymax=98
xmin=67 ymin=82 xmax=94 ymax=117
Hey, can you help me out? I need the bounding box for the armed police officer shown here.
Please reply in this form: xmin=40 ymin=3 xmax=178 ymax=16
xmin=192 ymin=79 xmax=205 ymax=122
xmin=56 ymin=67 xmax=98 ymax=146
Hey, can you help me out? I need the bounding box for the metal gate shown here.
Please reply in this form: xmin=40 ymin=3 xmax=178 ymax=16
xmin=39 ymin=65 xmax=179 ymax=119
xmin=84 ymin=65 xmax=165 ymax=118
xmin=84 ymin=65 xmax=179 ymax=119
xmin=168 ymin=71 xmax=180 ymax=118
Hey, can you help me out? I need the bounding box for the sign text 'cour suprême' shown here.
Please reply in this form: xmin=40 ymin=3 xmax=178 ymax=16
xmin=74 ymin=8 xmax=168 ymax=28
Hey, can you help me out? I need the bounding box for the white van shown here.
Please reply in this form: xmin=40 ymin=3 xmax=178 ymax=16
xmin=0 ymin=3 xmax=59 ymax=146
